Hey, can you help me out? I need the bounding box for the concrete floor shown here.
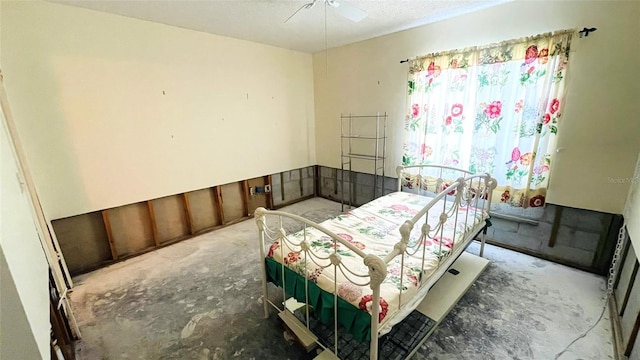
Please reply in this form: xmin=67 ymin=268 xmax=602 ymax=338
xmin=69 ymin=197 xmax=613 ymax=360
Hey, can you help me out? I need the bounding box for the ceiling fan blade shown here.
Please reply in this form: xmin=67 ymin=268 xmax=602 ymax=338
xmin=329 ymin=1 xmax=367 ymax=22
xmin=284 ymin=1 xmax=317 ymax=24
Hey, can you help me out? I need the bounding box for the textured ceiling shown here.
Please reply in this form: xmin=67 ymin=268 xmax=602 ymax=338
xmin=51 ymin=0 xmax=510 ymax=53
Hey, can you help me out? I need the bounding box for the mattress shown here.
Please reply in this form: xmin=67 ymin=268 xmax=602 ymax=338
xmin=265 ymin=191 xmax=487 ymax=339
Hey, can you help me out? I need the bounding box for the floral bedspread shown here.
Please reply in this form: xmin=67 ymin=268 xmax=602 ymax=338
xmin=266 ymin=191 xmax=487 ymax=324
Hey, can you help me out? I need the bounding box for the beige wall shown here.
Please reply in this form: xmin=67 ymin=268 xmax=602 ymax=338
xmin=627 ymin=152 xmax=640 ymax=258
xmin=1 ymin=1 xmax=315 ymax=220
xmin=1 ymin=110 xmax=49 ymax=359
xmin=313 ymin=0 xmax=640 ymax=214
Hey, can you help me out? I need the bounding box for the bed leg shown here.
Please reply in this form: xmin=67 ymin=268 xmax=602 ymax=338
xmin=262 ymin=297 xmax=269 ymax=319
xmin=256 ymin=213 xmax=270 ymax=319
xmin=479 ymin=227 xmax=487 ymax=258
xmin=366 ymin=256 xmax=386 ymax=360
xmin=261 ymin=251 xmax=269 ymax=319
xmin=370 ymin=287 xmax=380 ymax=360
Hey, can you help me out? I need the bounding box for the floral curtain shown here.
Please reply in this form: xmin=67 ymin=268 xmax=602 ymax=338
xmin=403 ymin=31 xmax=573 ymax=208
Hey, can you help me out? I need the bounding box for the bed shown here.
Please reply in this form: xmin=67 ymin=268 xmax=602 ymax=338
xmin=255 ymin=165 xmax=497 ymax=360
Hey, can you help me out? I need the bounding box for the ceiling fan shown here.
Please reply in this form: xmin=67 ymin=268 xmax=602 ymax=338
xmin=284 ymin=0 xmax=368 ymax=23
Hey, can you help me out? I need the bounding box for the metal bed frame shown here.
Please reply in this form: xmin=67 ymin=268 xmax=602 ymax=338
xmin=255 ymin=164 xmax=497 ymax=360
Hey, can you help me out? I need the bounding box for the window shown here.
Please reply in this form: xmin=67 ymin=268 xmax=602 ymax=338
xmin=403 ymin=31 xmax=573 ymax=208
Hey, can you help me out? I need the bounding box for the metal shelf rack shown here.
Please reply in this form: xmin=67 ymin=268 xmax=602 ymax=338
xmin=340 ymin=112 xmax=387 ymax=211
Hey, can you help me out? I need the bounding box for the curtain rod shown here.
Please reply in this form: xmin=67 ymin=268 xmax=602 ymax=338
xmin=399 ymin=27 xmax=596 ymax=64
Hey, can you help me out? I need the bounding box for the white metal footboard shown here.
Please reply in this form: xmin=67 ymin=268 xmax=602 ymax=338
xmin=255 ymin=210 xmax=387 ymax=358
xmin=256 ymin=166 xmax=496 ymax=360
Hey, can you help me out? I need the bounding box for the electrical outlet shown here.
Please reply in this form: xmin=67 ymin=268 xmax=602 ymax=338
xmin=249 ymin=187 xmax=255 ymax=196
xmin=264 ymin=184 xmax=271 ymax=193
